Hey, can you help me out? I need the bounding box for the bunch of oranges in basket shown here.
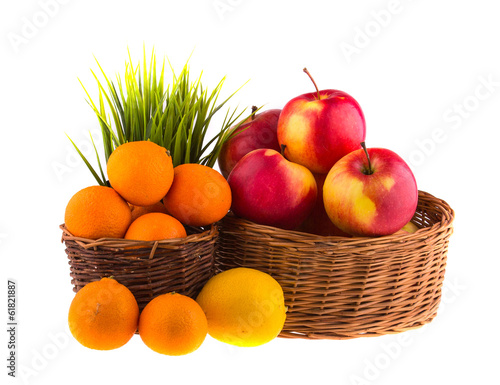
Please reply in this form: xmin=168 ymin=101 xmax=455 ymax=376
xmin=64 ymin=140 xmax=232 ymax=242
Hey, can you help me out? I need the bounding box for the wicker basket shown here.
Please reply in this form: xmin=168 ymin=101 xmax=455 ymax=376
xmin=215 ymin=190 xmax=454 ymax=340
xmin=61 ymin=224 xmax=218 ymax=311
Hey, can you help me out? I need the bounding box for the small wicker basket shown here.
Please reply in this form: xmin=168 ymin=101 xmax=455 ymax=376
xmin=61 ymin=224 xmax=218 ymax=311
xmin=215 ymin=190 xmax=454 ymax=340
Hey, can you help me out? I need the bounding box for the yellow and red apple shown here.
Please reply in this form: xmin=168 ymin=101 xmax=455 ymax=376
xmin=277 ymin=68 xmax=366 ymax=174
xmin=227 ymin=148 xmax=317 ymax=230
xmin=218 ymin=108 xmax=281 ymax=178
xmin=297 ymin=173 xmax=351 ymax=237
xmin=393 ymin=221 xmax=419 ymax=235
xmin=323 ymin=143 xmax=418 ymax=237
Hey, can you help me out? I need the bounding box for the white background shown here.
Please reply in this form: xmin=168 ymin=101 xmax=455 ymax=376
xmin=1 ymin=0 xmax=499 ymax=384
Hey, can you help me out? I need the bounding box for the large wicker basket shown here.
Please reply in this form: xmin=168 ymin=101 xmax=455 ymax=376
xmin=61 ymin=224 xmax=218 ymax=311
xmin=215 ymin=190 xmax=454 ymax=340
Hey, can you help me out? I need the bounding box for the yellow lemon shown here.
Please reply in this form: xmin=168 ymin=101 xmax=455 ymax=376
xmin=196 ymin=267 xmax=286 ymax=347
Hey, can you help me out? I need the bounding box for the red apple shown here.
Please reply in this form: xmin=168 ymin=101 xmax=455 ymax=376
xmin=296 ymin=173 xmax=351 ymax=237
xmin=323 ymin=143 xmax=418 ymax=237
xmin=277 ymin=68 xmax=366 ymax=174
xmin=218 ymin=107 xmax=282 ymax=178
xmin=227 ymin=148 xmax=317 ymax=230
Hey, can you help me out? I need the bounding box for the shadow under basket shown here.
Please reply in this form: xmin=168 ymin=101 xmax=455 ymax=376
xmin=215 ymin=190 xmax=454 ymax=340
xmin=61 ymin=223 xmax=218 ymax=312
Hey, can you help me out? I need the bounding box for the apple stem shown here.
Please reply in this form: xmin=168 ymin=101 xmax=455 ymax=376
xmin=303 ymin=68 xmax=321 ymax=100
xmin=251 ymin=105 xmax=258 ymax=120
xmin=360 ymin=142 xmax=373 ymax=175
xmin=281 ymin=144 xmax=287 ymax=157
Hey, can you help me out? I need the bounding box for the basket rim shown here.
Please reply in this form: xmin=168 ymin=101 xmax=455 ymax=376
xmin=219 ymin=190 xmax=454 ymax=244
xmin=60 ymin=222 xmax=219 ymax=250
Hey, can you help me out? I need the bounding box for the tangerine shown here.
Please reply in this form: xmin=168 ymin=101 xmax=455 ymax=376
xmin=163 ymin=164 xmax=231 ymax=227
xmin=139 ymin=292 xmax=208 ymax=356
xmin=129 ymin=201 xmax=169 ymax=221
xmin=124 ymin=212 xmax=187 ymax=242
xmin=107 ymin=141 xmax=174 ymax=206
xmin=68 ymin=278 xmax=139 ymax=350
xmin=64 ymin=185 xmax=132 ymax=239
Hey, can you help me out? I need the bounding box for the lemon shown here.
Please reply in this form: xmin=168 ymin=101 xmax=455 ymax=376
xmin=196 ymin=267 xmax=287 ymax=347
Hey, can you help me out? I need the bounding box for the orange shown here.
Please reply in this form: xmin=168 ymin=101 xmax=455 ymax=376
xmin=65 ymin=185 xmax=132 ymax=239
xmin=139 ymin=292 xmax=208 ymax=356
xmin=130 ymin=201 xmax=168 ymax=221
xmin=163 ymin=164 xmax=231 ymax=227
xmin=124 ymin=212 xmax=187 ymax=241
xmin=196 ymin=267 xmax=287 ymax=347
xmin=107 ymin=141 xmax=174 ymax=206
xmin=68 ymin=278 xmax=139 ymax=350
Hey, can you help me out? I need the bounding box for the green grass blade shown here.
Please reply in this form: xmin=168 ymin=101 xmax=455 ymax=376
xmin=89 ymin=131 xmax=107 ymax=183
xmin=66 ymin=134 xmax=105 ymax=186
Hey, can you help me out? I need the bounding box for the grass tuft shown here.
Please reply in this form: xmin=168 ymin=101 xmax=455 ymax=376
xmin=70 ymin=47 xmax=251 ymax=186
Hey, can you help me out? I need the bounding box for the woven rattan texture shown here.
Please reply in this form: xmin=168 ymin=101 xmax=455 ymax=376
xmin=61 ymin=224 xmax=218 ymax=311
xmin=215 ymin=191 xmax=454 ymax=340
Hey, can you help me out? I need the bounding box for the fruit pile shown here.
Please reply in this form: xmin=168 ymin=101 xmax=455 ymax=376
xmin=64 ymin=55 xmax=423 ymax=355
xmin=64 ymin=141 xmax=287 ymax=354
xmin=68 ymin=268 xmax=286 ymax=355
xmin=65 ymin=141 xmax=231 ymax=241
xmin=221 ymin=68 xmax=419 ymax=237
xmin=63 ymin=51 xmax=292 ymax=355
